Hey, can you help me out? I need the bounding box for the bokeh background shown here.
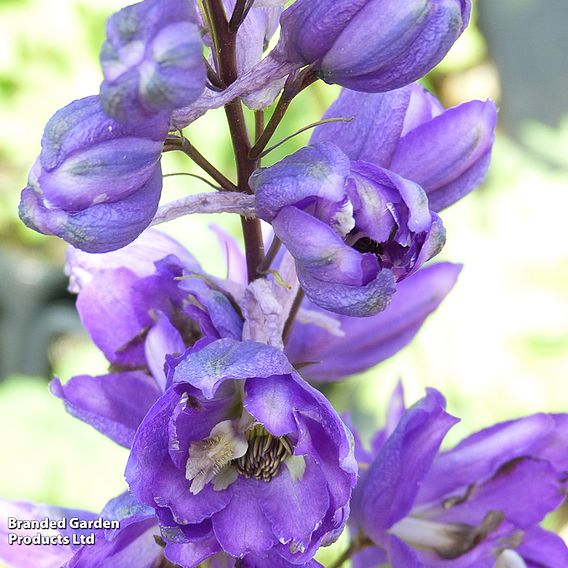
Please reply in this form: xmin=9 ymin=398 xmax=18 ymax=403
xmin=1 ymin=0 xmax=567 ymax=565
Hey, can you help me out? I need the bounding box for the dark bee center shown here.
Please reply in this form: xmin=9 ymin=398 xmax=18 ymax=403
xmin=352 ymin=236 xmax=384 ymax=256
xmin=233 ymin=425 xmax=293 ymax=482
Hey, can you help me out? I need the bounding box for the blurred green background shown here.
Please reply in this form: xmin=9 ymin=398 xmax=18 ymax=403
xmin=1 ymin=0 xmax=567 ymax=565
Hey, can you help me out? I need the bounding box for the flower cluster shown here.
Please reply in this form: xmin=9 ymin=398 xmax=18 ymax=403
xmin=4 ymin=1 xmax=566 ymax=568
xmin=349 ymin=385 xmax=568 ymax=567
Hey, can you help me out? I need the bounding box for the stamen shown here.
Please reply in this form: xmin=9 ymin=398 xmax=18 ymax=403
xmin=443 ymin=483 xmax=477 ymax=509
xmin=389 ymin=510 xmax=504 ymax=560
xmin=233 ymin=424 xmax=293 ymax=482
xmin=185 ymin=420 xmax=248 ymax=495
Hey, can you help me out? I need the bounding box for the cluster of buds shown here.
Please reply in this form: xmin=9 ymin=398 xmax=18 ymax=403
xmin=3 ymin=1 xmax=567 ymax=568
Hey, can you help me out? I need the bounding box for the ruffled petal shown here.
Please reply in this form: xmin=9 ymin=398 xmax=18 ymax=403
xmin=253 ymin=142 xmax=351 ymax=223
xmin=145 ymin=312 xmax=185 ymax=391
xmin=272 ymin=207 xmax=374 ymax=286
xmin=153 ymin=460 xmax=232 ymax=525
xmin=50 ymin=372 xmax=161 ymax=448
xmin=170 ymin=339 xmax=294 ymax=399
xmin=257 ymin=457 xmax=330 ymax=554
xmin=297 ymin=263 xmax=396 ymax=318
xmin=433 ymin=458 xmax=565 ymax=528
xmin=126 ymin=388 xmax=181 ymax=504
xmin=417 ymin=414 xmax=556 ymax=505
xmin=517 ymin=526 xmax=568 ymax=567
xmin=65 ymin=228 xmax=200 ymax=293
xmin=212 ymin=477 xmax=277 ymax=557
xmin=165 ymin=534 xmax=221 ymax=568
xmin=74 ymin=267 xmax=145 ymax=366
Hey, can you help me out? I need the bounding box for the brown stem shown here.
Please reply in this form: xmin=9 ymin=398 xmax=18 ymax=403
xmin=229 ymin=0 xmax=250 ymax=31
xmin=164 ymin=137 xmax=237 ymax=192
xmin=328 ymin=537 xmax=374 ymax=568
xmin=257 ymin=236 xmax=281 ymax=273
xmin=248 ymin=94 xmax=292 ymax=160
xmin=249 ymin=67 xmax=319 ymax=160
xmin=254 ymin=109 xmax=265 ymax=144
xmin=240 ymin=217 xmax=265 ymax=282
xmin=283 ymin=288 xmax=305 ymax=343
xmin=205 ymin=0 xmax=265 ymax=281
xmin=225 ymin=101 xmax=255 ymax=193
xmin=257 ymin=116 xmax=354 ymax=159
xmin=203 ymin=57 xmax=226 ymax=90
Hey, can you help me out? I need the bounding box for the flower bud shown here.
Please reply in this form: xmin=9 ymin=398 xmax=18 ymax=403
xmin=18 ymin=96 xmax=168 ymax=253
xmin=312 ymin=84 xmax=497 ymax=211
xmin=278 ymin=0 xmax=470 ymax=92
xmin=252 ymin=143 xmax=445 ymax=317
xmin=100 ymin=0 xmax=206 ymax=123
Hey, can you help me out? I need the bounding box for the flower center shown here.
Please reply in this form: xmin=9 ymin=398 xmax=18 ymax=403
xmin=351 ymin=236 xmax=384 ymax=256
xmin=233 ymin=424 xmax=293 ymax=482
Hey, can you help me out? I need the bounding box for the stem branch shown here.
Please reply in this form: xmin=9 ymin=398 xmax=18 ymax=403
xmin=164 ymin=137 xmax=237 ymax=192
xmin=283 ymin=288 xmax=305 ymax=343
xmin=328 ymin=537 xmax=373 ymax=568
xmin=151 ymin=192 xmax=255 ymax=226
xmin=249 ymin=67 xmax=318 ymax=160
xmin=257 ymin=236 xmax=281 ymax=273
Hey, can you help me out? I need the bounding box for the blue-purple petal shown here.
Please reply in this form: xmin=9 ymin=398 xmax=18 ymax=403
xmin=50 ymin=371 xmax=161 ymax=448
xmin=310 ymin=88 xmax=411 ymax=166
xmin=353 ymin=389 xmax=458 ymax=540
xmin=517 ymin=526 xmax=568 ymax=567
xmin=20 ymin=166 xmax=163 ymax=254
xmin=211 ymin=478 xmax=277 ymax=557
xmin=171 ymin=339 xmax=294 ymax=399
xmin=286 ymin=263 xmax=461 ymax=382
xmin=257 ymin=457 xmax=330 ymax=554
xmin=416 ymin=414 xmax=556 ymax=505
xmin=391 ymin=99 xmax=497 ymax=212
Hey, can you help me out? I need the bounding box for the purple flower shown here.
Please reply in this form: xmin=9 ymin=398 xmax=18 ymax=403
xmin=100 ymin=0 xmax=206 ymax=123
xmin=126 ymin=338 xmax=357 ymax=563
xmin=252 ymin=143 xmax=444 ymax=316
xmin=18 ymin=96 xmax=168 ymax=253
xmin=0 ymin=500 xmax=100 ymax=567
xmin=277 ymin=0 xmax=470 ymax=92
xmin=286 ymin=262 xmax=462 ymax=382
xmin=311 ymin=83 xmax=497 ymax=211
xmin=51 ymin=230 xmax=243 ymax=447
xmin=350 ymin=386 xmax=568 ymax=567
xmin=1 ymin=493 xmax=324 ymax=568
